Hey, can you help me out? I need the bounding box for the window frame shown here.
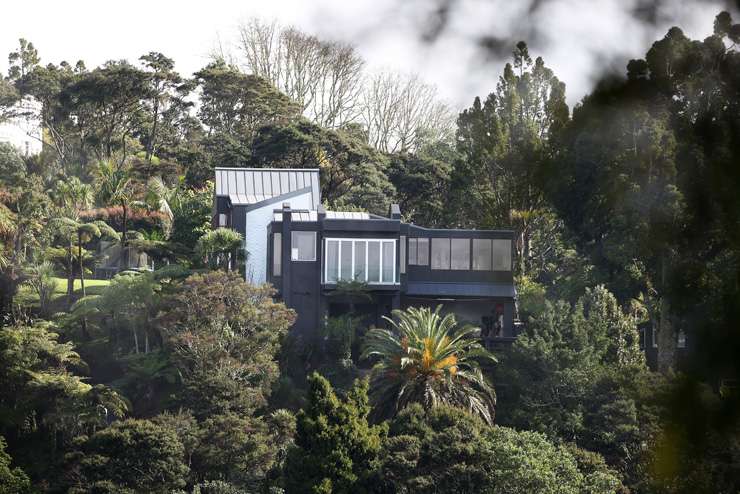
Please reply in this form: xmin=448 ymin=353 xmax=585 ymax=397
xmin=291 ymin=231 xmax=317 ymax=262
xmin=492 ymin=238 xmax=512 ymax=272
xmin=472 ymin=238 xmax=493 ymax=271
xmin=272 ymin=232 xmax=282 ymax=276
xmin=323 ymin=238 xmax=397 ymax=285
xmin=431 ymin=237 xmax=451 ymax=270
xmin=450 ymin=238 xmax=470 ymax=270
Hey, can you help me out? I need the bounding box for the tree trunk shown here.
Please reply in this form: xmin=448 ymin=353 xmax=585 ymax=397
xmin=121 ymin=203 xmax=128 ymax=269
xmin=147 ymin=100 xmax=159 ymax=163
xmin=656 ymin=298 xmax=676 ymax=373
xmin=656 ymin=258 xmax=676 ymax=373
xmin=78 ymin=231 xmax=86 ymax=297
xmin=67 ymin=242 xmax=74 ymax=308
xmin=132 ymin=326 xmax=140 ymax=354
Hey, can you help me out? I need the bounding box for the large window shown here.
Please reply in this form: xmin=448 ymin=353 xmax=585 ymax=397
xmin=273 ymin=233 xmax=282 ymax=276
xmin=325 ymin=238 xmax=396 ymax=284
xmin=472 ymin=239 xmax=492 ymax=271
xmin=451 ymin=238 xmax=470 ymax=270
xmin=408 ymin=237 xmax=429 ymax=266
xmin=492 ymin=239 xmax=511 ymax=271
xmin=291 ymin=231 xmax=316 ymax=261
xmin=431 ymin=238 xmax=450 ymax=270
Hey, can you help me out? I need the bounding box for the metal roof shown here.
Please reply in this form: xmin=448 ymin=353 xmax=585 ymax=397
xmin=405 ymin=282 xmax=515 ymax=298
xmin=215 ymin=167 xmax=320 ymax=209
xmin=272 ymin=210 xmax=372 ymax=222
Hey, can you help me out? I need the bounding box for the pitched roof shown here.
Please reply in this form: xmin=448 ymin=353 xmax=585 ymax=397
xmin=215 ymin=167 xmax=320 ymax=209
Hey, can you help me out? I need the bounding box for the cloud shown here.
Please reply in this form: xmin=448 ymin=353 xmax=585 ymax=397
xmin=291 ymin=0 xmax=738 ymax=108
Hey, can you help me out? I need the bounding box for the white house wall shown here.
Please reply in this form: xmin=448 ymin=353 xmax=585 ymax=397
xmin=244 ymin=190 xmax=314 ymax=284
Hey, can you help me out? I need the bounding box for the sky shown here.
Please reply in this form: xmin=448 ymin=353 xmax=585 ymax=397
xmin=0 ymin=0 xmax=736 ymax=109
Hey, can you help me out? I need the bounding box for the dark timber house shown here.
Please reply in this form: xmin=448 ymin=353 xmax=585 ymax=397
xmin=215 ymin=167 xmax=518 ymax=346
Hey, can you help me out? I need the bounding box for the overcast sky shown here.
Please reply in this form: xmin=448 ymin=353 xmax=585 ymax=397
xmin=0 ymin=0 xmax=735 ymax=109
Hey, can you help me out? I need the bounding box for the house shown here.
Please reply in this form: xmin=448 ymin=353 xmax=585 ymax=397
xmin=215 ymin=167 xmax=518 ymax=345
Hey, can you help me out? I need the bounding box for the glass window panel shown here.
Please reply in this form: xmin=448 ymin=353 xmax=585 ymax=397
xmin=381 ymin=241 xmax=394 ymax=282
xmin=418 ymin=238 xmax=429 ymax=265
xmin=408 ymin=238 xmax=417 ymax=265
xmin=472 ymin=239 xmax=492 ymax=271
xmin=291 ymin=231 xmax=316 ymax=261
xmin=367 ymin=241 xmax=380 ymax=282
xmin=492 ymin=239 xmax=511 ymax=271
xmin=354 ymin=241 xmax=366 ymax=281
xmin=431 ymin=238 xmax=450 ymax=270
xmin=340 ymin=240 xmax=353 ymax=281
xmin=326 ymin=240 xmax=339 ymax=282
xmin=400 ymin=236 xmax=406 ymax=274
xmin=273 ymin=233 xmax=282 ymax=276
xmin=451 ymin=238 xmax=470 ymax=270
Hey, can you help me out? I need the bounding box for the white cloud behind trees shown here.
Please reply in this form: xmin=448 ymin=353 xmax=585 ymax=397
xmin=0 ymin=0 xmax=733 ymax=113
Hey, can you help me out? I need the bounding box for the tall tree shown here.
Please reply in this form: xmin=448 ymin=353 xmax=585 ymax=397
xmin=283 ymin=373 xmax=385 ymax=494
xmin=451 ymin=42 xmax=568 ymax=274
xmin=237 ymin=19 xmax=365 ymax=129
xmin=139 ymin=52 xmax=187 ymax=163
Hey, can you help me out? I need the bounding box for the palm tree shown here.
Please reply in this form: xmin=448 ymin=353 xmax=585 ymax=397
xmin=195 ymin=228 xmax=243 ymax=271
xmin=51 ymin=176 xmax=93 ymax=220
xmin=95 ymin=160 xmax=141 ymax=269
xmin=362 ymin=305 xmax=497 ymax=424
xmin=47 ymin=217 xmax=118 ymax=305
xmin=75 ymin=220 xmax=119 ymax=296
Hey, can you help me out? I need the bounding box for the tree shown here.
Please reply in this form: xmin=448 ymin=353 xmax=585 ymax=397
xmin=65 ymin=419 xmax=188 ymax=493
xmin=0 ymin=436 xmax=30 ymax=494
xmin=23 ymin=260 xmax=56 ymax=316
xmin=159 ymin=271 xmax=295 ymax=418
xmin=387 ymin=148 xmax=452 ymax=226
xmin=251 ymin=118 xmax=396 ymax=215
xmin=94 ymin=160 xmax=142 ymax=268
xmin=362 ymin=305 xmax=497 ymax=424
xmin=0 ymin=321 xmax=127 ymax=482
xmin=190 ymin=411 xmax=294 ymax=491
xmin=195 ymin=227 xmax=243 ymax=271
xmin=139 ymin=52 xmax=187 ymax=163
xmin=496 ymin=286 xmax=658 ymax=488
xmin=61 ymin=60 xmax=150 ymax=161
xmin=194 ymin=60 xmax=300 ymax=142
xmin=237 ymin=19 xmax=365 ymax=129
xmin=283 ymin=373 xmax=385 ymax=494
xmin=451 ymin=42 xmax=568 ymax=274
xmin=380 ymin=404 xmax=623 ymax=494
xmin=361 ymin=71 xmax=454 ymax=153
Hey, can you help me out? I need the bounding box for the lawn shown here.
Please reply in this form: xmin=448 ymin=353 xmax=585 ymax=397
xmin=17 ymin=276 xmax=111 ymax=310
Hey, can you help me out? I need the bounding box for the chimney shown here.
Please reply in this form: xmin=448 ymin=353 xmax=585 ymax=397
xmin=390 ymin=203 xmax=401 ymax=220
xmin=282 ymin=202 xmax=291 ymax=223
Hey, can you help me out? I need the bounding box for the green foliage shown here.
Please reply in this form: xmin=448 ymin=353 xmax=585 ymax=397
xmin=160 ymin=271 xmax=295 ymax=418
xmin=363 ymin=305 xmax=497 ymax=423
xmin=195 ymin=227 xmax=243 ymax=271
xmin=169 ymin=182 xmax=212 ymax=250
xmin=381 ymin=404 xmax=623 ymax=493
xmin=0 ymin=436 xmax=30 ymax=494
xmin=251 ymin=118 xmax=396 ymax=215
xmin=387 ymin=149 xmax=451 ymax=226
xmin=497 ymin=286 xmax=658 ymax=488
xmin=284 ymin=373 xmax=385 ymax=494
xmin=66 ymin=418 xmax=188 ymax=493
